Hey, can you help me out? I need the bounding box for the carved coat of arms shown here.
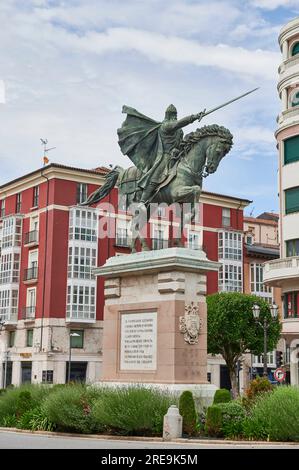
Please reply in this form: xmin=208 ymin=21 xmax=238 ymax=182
xmin=179 ymin=302 xmax=202 ymax=345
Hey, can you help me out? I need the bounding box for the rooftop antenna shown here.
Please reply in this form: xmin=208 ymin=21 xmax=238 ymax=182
xmin=40 ymin=138 xmax=56 ymax=165
xmin=249 ymin=207 xmax=255 ymax=217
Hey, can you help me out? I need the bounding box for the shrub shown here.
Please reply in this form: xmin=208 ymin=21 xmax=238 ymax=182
xmin=178 ymin=391 xmax=197 ymax=436
xmin=42 ymin=384 xmax=101 ymax=434
xmin=205 ymin=402 xmax=245 ymax=438
xmin=246 ymin=377 xmax=273 ymax=402
xmin=92 ymin=386 xmax=176 ymax=436
xmin=213 ymin=389 xmax=232 ymax=405
xmin=205 ymin=405 xmax=223 ymax=436
xmin=17 ymin=407 xmax=55 ymax=432
xmin=219 ymin=402 xmax=246 ymax=439
xmin=1 ymin=415 xmax=17 ymax=428
xmin=0 ymin=385 xmax=52 ymax=426
xmin=243 ymin=386 xmax=299 ymax=441
xmin=15 ymin=391 xmax=33 ymax=418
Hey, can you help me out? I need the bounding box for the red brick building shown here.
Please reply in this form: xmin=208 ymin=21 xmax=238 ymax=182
xmin=0 ymin=163 xmax=250 ymax=386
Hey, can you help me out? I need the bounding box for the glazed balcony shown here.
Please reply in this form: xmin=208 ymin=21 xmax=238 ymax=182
xmin=66 ymin=306 xmax=96 ymax=324
xmin=263 ymin=256 xmax=299 ymax=287
xmin=24 ymin=230 xmax=39 ymax=247
xmin=0 ymin=308 xmax=18 ymax=325
xmin=23 ymin=266 xmax=38 ymax=284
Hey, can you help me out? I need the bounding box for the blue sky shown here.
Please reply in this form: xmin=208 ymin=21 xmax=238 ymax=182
xmin=0 ymin=0 xmax=299 ymax=216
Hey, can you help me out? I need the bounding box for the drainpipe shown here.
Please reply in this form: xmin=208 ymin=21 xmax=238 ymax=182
xmin=40 ymin=170 xmax=50 ymax=352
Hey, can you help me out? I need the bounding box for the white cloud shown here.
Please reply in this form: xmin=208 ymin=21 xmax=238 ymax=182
xmin=250 ymin=0 xmax=299 ymax=9
xmin=42 ymin=27 xmax=279 ymax=81
xmin=0 ymin=0 xmax=285 ymax=214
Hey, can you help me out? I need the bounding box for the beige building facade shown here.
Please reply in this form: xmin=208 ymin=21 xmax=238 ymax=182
xmin=264 ymin=18 xmax=299 ymax=385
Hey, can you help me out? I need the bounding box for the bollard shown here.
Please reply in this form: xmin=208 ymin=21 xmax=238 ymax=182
xmin=163 ymin=405 xmax=182 ymax=440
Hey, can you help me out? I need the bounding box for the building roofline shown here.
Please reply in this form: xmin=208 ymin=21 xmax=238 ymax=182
xmin=244 ymin=216 xmax=278 ymax=226
xmin=0 ymin=163 xmax=110 ymax=192
xmin=245 ymin=244 xmax=280 ymax=259
xmin=201 ymin=190 xmax=251 ymax=205
xmin=0 ymin=163 xmax=252 ymax=206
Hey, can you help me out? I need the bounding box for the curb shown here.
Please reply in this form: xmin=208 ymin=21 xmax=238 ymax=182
xmin=0 ymin=427 xmax=163 ymax=442
xmin=1 ymin=428 xmax=299 ymax=446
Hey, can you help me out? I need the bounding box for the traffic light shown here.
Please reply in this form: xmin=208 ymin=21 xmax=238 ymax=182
xmin=276 ymin=350 xmax=283 ymax=367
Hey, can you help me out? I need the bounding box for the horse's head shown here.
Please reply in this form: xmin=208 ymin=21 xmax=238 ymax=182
xmin=180 ymin=124 xmax=233 ymax=178
xmin=204 ymin=137 xmax=232 ymax=176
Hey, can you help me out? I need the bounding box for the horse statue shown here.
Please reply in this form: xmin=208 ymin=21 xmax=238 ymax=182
xmin=83 ymin=124 xmax=233 ymax=252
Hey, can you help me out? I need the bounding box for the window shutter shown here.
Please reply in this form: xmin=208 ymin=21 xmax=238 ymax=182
xmin=292 ymin=42 xmax=299 ymax=56
xmin=285 ymin=187 xmax=299 ymax=214
xmin=284 ymin=136 xmax=299 ymax=164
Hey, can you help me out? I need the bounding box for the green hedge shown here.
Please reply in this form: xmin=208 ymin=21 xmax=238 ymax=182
xmin=243 ymin=386 xmax=299 ymax=441
xmin=179 ymin=391 xmax=197 ymax=436
xmin=205 ymin=405 xmax=222 ymax=436
xmin=205 ymin=402 xmax=245 ymax=438
xmin=213 ymin=389 xmax=232 ymax=405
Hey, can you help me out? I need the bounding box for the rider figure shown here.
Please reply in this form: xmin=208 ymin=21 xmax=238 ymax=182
xmin=139 ymin=104 xmax=206 ymax=205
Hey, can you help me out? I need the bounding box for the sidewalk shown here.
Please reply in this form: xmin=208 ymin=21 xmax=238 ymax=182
xmin=1 ymin=427 xmax=298 ymax=446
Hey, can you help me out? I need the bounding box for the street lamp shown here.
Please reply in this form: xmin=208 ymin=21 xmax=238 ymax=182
xmin=0 ymin=320 xmax=7 ymax=389
xmin=68 ymin=332 xmax=80 ymax=384
xmin=252 ymin=302 xmax=279 ymax=378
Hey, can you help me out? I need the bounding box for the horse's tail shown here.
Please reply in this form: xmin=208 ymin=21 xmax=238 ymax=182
xmin=81 ymin=166 xmax=121 ymax=206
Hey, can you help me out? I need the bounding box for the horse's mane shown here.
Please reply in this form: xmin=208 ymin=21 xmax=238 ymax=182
xmin=179 ymin=124 xmax=233 ymax=156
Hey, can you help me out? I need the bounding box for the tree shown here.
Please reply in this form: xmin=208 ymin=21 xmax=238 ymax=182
xmin=207 ymin=292 xmax=281 ymax=398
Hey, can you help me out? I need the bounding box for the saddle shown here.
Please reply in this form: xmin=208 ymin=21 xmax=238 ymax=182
xmin=118 ymin=160 xmax=179 ymax=197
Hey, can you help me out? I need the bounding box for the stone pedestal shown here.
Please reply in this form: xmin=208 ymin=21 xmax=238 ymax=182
xmin=94 ymin=247 xmax=219 ymax=407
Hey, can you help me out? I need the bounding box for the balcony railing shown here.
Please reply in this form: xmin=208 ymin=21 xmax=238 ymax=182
xmin=263 ymin=256 xmax=299 ymax=286
xmin=22 ymin=306 xmax=36 ymax=320
xmin=278 ymin=55 xmax=299 ymax=74
xmin=24 ymin=266 xmax=38 ymax=282
xmin=115 ymin=236 xmax=130 ymax=247
xmin=24 ymin=230 xmax=39 ymax=246
xmin=152 ymin=238 xmax=168 ymax=250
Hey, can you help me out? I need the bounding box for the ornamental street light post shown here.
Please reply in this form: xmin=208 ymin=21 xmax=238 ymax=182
xmin=0 ymin=320 xmax=7 ymax=388
xmin=68 ymin=332 xmax=80 ymax=384
xmin=252 ymin=303 xmax=279 ymax=378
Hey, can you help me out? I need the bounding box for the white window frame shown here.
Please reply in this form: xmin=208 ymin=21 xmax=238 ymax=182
xmin=30 ymin=215 xmax=39 ymax=232
xmin=188 ymin=230 xmax=202 ymax=250
xmin=252 ymin=351 xmax=276 ymax=367
xmin=28 ymin=250 xmax=38 ymax=269
xmin=222 ymin=208 xmax=231 ymax=227
xmin=250 ymin=263 xmax=273 ymax=301
xmin=77 ymin=183 xmax=88 ymax=205
xmin=218 ymin=262 xmax=243 ymax=292
xmin=26 ymin=287 xmax=36 ymax=308
xmin=218 ymin=231 xmax=242 ymax=261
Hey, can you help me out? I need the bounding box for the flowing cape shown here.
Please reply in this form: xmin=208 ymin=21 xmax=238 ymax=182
xmin=117 ymin=106 xmax=164 ymax=179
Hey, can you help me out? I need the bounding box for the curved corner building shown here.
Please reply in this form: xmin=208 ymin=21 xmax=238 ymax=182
xmin=264 ymin=17 xmax=299 ymax=385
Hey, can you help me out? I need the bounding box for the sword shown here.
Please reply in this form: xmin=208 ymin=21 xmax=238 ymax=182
xmin=201 ymin=87 xmax=259 ymax=117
